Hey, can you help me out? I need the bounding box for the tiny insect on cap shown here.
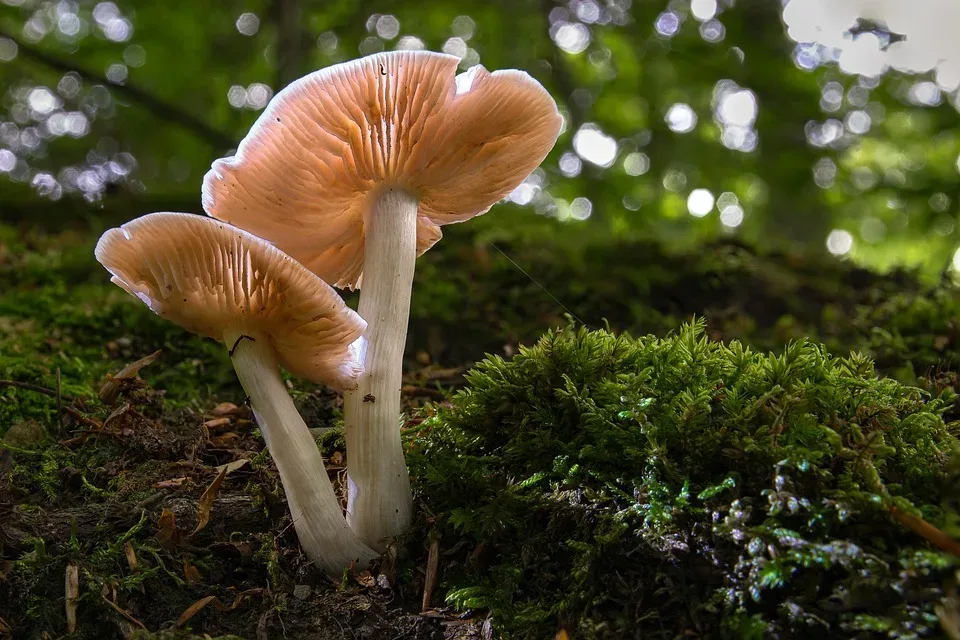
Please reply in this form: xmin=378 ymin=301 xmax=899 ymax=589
xmin=94 ymin=212 xmax=367 ymax=391
xmin=202 ymin=50 xmax=563 ymax=290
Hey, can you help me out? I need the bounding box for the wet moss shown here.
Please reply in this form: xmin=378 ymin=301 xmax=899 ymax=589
xmin=408 ymin=321 xmax=960 ymax=639
xmin=0 ymin=225 xmax=241 ymax=434
xmin=409 ymin=221 xmax=960 ymax=384
xmin=3 ymin=218 xmax=960 ymax=638
xmin=3 ymin=219 xmax=959 ymax=437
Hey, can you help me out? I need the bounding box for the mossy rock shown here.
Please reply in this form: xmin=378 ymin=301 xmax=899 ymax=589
xmin=408 ymin=321 xmax=960 ymax=639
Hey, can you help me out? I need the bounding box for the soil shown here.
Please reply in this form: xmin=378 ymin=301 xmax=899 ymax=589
xmin=0 ymin=369 xmax=475 ymax=640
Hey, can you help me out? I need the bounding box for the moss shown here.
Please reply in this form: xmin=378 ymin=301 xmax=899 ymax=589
xmin=409 ymin=222 xmax=960 ymax=384
xmin=0 ymin=377 xmax=442 ymax=639
xmin=3 ymin=219 xmax=959 ymax=437
xmin=408 ymin=321 xmax=960 ymax=639
xmin=3 ymin=216 xmax=960 ymax=638
xmin=0 ymin=225 xmax=241 ymax=436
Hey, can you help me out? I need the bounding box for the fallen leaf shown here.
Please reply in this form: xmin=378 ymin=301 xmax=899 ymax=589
xmin=213 ymin=459 xmax=250 ymax=475
xmin=203 ymin=417 xmax=231 ymax=430
xmin=211 ymin=402 xmax=249 ymax=418
xmin=174 ymin=589 xmax=262 ymax=628
xmin=937 ymin=598 xmax=960 ymax=640
xmin=177 ymin=596 xmax=217 ymax=626
xmin=152 ymin=477 xmax=187 ymax=489
xmin=65 ymin=562 xmax=79 ymax=633
xmin=123 ymin=542 xmax=138 ymax=572
xmin=355 ymin=570 xmax=376 ymax=588
xmin=211 ymin=432 xmax=240 ymax=448
xmin=102 ymin=402 xmax=132 ymax=431
xmin=421 ymin=537 xmax=440 ymax=612
xmin=98 ymin=350 xmax=162 ymax=404
xmin=212 ymin=402 xmax=238 ymax=415
xmin=192 ymin=465 xmax=227 ymax=536
xmin=380 ymin=544 xmax=397 ymax=588
xmin=890 ymin=505 xmax=960 ymax=557
xmin=183 ymin=556 xmax=202 ymax=584
xmin=101 ymin=596 xmax=146 ymax=630
xmin=155 ymin=508 xmax=181 ymax=549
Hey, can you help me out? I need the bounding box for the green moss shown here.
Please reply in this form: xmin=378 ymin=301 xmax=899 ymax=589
xmin=0 ymin=225 xmax=243 ymax=437
xmin=4 ymin=219 xmax=960 ymax=438
xmin=408 ymin=321 xmax=959 ymax=639
xmin=410 ymin=220 xmax=960 ymax=385
xmin=3 ymin=217 xmax=960 ymax=638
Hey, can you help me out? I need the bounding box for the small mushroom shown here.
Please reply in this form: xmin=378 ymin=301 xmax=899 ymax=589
xmin=202 ymin=51 xmax=562 ymax=550
xmin=95 ymin=212 xmax=377 ymax=575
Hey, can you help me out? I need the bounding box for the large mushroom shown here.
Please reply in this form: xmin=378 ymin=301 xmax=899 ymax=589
xmin=95 ymin=212 xmax=378 ymax=575
xmin=202 ymin=50 xmax=562 ymax=550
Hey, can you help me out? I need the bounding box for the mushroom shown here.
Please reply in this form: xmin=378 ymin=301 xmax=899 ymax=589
xmin=202 ymin=50 xmax=562 ymax=550
xmin=94 ymin=211 xmax=378 ymax=574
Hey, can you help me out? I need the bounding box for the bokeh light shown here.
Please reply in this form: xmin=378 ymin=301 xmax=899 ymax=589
xmin=826 ymin=229 xmax=854 ymax=256
xmin=687 ymin=188 xmax=715 ymax=217
xmin=236 ymin=13 xmax=259 ymax=36
xmin=666 ymin=103 xmax=698 ymax=133
xmin=573 ymin=124 xmax=618 ymax=167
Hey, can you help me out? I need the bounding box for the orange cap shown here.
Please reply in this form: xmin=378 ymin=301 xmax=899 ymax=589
xmin=202 ymin=51 xmax=562 ymax=289
xmin=95 ymin=212 xmax=367 ymax=390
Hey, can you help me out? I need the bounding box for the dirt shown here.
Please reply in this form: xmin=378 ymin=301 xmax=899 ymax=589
xmin=0 ymin=363 xmax=476 ymax=640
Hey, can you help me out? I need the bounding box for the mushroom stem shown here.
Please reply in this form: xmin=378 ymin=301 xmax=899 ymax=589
xmin=343 ymin=187 xmax=417 ymax=550
xmin=227 ymin=330 xmax=378 ymax=574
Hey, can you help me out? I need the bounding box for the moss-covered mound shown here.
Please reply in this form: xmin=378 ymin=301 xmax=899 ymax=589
xmin=408 ymin=321 xmax=960 ymax=639
xmin=3 ymin=218 xmax=960 ymax=437
xmin=411 ymin=226 xmax=960 ymax=381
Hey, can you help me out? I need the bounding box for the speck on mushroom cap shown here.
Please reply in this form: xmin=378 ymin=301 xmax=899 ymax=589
xmin=201 ymin=50 xmax=562 ymax=290
xmin=95 ymin=212 xmax=367 ymax=390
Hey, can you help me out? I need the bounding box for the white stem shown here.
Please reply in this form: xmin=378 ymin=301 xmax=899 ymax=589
xmin=227 ymin=331 xmax=378 ymax=575
xmin=343 ymin=187 xmax=417 ymax=550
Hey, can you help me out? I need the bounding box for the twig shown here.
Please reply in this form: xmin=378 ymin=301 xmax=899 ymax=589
xmin=61 ymin=408 xmax=102 ymax=430
xmin=0 ymin=28 xmax=234 ymax=150
xmin=274 ymin=515 xmax=301 ymax=542
xmin=55 ymin=368 xmax=64 ymax=434
xmin=60 ymin=428 xmax=125 ymax=447
xmin=421 ymin=537 xmax=440 ymax=612
xmin=0 ymin=379 xmax=57 ymax=397
xmin=400 ymin=385 xmax=447 ymax=400
xmin=0 ymin=379 xmax=101 ymax=429
xmin=101 ymin=595 xmax=147 ymax=629
xmin=65 ymin=562 xmax=79 ymax=634
xmin=131 ymin=491 xmax=165 ymax=514
xmin=890 ymin=505 xmax=960 ymax=557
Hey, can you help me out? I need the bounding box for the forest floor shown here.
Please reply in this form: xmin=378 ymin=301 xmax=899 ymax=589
xmin=1 ymin=366 xmax=478 ymax=640
xmin=1 ymin=215 xmax=959 ymax=639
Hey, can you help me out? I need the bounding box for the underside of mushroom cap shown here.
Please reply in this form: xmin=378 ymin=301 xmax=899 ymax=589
xmin=95 ymin=212 xmax=367 ymax=390
xmin=202 ymin=50 xmax=562 ymax=290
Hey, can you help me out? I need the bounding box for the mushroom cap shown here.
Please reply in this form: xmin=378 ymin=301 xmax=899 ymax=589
xmin=95 ymin=212 xmax=367 ymax=390
xmin=201 ymin=50 xmax=562 ymax=290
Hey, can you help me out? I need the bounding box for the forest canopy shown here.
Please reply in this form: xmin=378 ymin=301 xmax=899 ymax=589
xmin=1 ymin=0 xmax=959 ymax=276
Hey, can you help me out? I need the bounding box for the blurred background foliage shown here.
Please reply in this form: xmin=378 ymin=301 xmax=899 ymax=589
xmin=1 ymin=0 xmax=959 ymax=276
